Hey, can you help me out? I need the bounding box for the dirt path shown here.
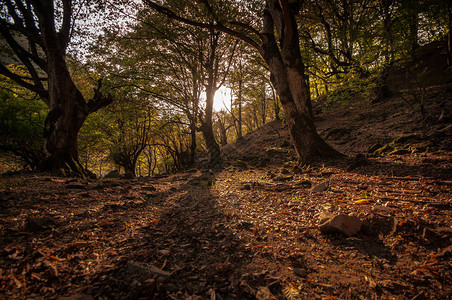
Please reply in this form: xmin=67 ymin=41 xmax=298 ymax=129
xmin=1 ymin=151 xmax=451 ymax=299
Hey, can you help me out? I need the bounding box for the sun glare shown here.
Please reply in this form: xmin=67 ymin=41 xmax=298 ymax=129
xmin=213 ymin=86 xmax=232 ymax=112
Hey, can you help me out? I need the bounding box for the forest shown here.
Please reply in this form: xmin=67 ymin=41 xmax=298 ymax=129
xmin=0 ymin=0 xmax=451 ymax=299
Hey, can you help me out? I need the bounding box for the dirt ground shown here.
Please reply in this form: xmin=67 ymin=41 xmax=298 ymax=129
xmin=1 ymin=84 xmax=451 ymax=300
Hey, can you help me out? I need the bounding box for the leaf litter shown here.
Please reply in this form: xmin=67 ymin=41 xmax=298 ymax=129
xmin=1 ymin=152 xmax=451 ymax=299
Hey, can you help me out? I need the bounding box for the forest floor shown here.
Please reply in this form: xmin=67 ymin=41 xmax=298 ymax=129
xmin=1 ymin=85 xmax=452 ymax=300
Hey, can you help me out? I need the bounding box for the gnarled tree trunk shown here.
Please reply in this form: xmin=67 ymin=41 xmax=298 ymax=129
xmin=41 ymin=61 xmax=88 ymax=174
xmin=261 ymin=0 xmax=342 ymax=163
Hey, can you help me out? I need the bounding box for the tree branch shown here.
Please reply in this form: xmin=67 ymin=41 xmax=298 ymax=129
xmin=86 ymin=79 xmax=114 ymax=114
xmin=144 ymin=0 xmax=262 ymax=51
xmin=0 ymin=64 xmax=48 ymax=102
xmin=59 ymin=0 xmax=72 ymax=50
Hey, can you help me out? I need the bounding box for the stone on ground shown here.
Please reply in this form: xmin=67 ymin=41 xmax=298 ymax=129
xmin=319 ymin=213 xmax=363 ymax=236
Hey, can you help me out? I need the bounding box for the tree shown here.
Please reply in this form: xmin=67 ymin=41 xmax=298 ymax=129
xmin=95 ymin=6 xmax=236 ymax=168
xmin=302 ymin=0 xmax=377 ymax=78
xmin=226 ymin=43 xmax=263 ymax=140
xmin=0 ymin=81 xmax=45 ymax=169
xmin=0 ymin=0 xmax=113 ymax=175
xmin=145 ymin=0 xmax=343 ymax=163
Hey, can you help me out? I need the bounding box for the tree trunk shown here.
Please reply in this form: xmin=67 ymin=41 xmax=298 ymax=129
xmin=269 ymin=65 xmax=341 ymax=162
xmin=237 ymin=78 xmax=243 ymax=139
xmin=36 ymin=1 xmax=112 ymax=176
xmin=41 ymin=60 xmax=88 ymax=175
xmin=261 ymin=82 xmax=267 ymax=125
xmin=201 ymin=85 xmax=222 ymax=167
xmin=404 ymin=0 xmax=419 ymax=57
xmin=200 ymin=30 xmax=222 ymax=168
xmin=189 ymin=117 xmax=197 ymax=165
xmin=381 ymin=0 xmax=395 ymax=64
xmin=262 ymin=0 xmax=342 ymax=164
xmin=448 ymin=3 xmax=452 ymax=67
xmin=189 ymin=74 xmax=200 ymax=166
xmin=271 ymin=85 xmax=280 ymax=121
xmin=217 ymin=118 xmax=228 ymax=146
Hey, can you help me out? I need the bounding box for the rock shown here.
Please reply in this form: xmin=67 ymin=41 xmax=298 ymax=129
xmin=256 ymin=286 xmax=276 ymax=300
xmin=292 ymin=268 xmax=307 ymax=278
xmin=319 ymin=213 xmax=363 ymax=236
xmin=311 ymin=182 xmax=328 ymax=192
xmin=25 ymin=216 xmax=57 ymax=232
xmin=104 ymin=170 xmax=121 ymax=179
xmin=319 ymin=213 xmax=335 ymax=224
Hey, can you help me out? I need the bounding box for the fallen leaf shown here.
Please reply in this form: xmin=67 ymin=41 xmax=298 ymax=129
xmin=49 ymin=255 xmax=64 ymax=262
xmin=354 ymin=199 xmax=369 ymax=204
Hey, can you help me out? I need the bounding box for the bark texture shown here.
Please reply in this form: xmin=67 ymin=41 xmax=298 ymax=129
xmin=200 ymin=85 xmax=222 ymax=168
xmin=260 ymin=0 xmax=342 ymax=163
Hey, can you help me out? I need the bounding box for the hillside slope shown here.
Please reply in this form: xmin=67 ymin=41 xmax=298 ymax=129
xmin=223 ymin=42 xmax=452 ymax=165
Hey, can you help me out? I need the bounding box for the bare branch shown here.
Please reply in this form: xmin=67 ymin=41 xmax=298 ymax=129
xmin=144 ymin=0 xmax=262 ymax=51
